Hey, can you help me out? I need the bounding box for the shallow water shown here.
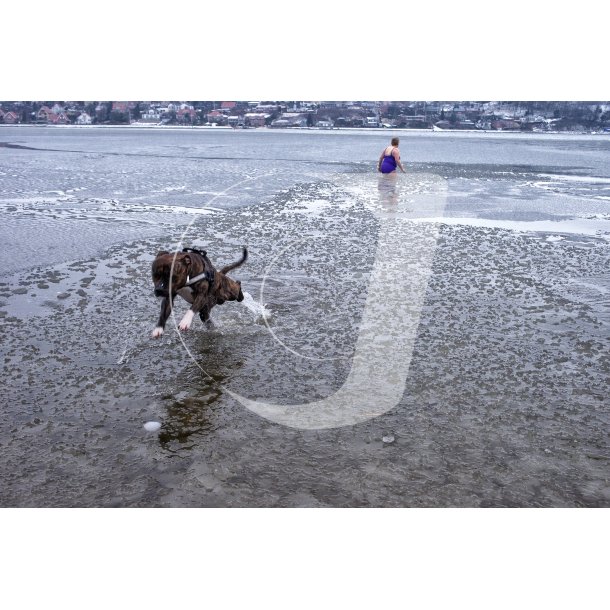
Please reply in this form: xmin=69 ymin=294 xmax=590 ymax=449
xmin=0 ymin=127 xmax=609 ymax=507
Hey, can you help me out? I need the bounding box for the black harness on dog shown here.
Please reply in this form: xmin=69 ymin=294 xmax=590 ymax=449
xmin=182 ymin=248 xmax=216 ymax=287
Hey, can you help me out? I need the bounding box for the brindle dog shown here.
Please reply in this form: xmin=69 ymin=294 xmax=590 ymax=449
xmin=151 ymin=247 xmax=246 ymax=338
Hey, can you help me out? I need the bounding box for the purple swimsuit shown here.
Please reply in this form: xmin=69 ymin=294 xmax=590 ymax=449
xmin=380 ymin=147 xmax=398 ymax=173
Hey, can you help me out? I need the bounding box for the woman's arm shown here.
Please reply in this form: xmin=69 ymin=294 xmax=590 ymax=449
xmin=393 ymin=147 xmax=406 ymax=173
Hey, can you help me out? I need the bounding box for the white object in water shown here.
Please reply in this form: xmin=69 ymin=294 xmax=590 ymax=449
xmin=143 ymin=421 xmax=161 ymax=432
xmin=382 ymin=434 xmax=395 ymax=444
xmin=240 ymin=291 xmax=272 ymax=320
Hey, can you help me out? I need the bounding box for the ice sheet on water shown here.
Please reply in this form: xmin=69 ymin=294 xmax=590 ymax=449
xmin=536 ymin=173 xmax=610 ymax=185
xmin=407 ymin=215 xmax=610 ymax=238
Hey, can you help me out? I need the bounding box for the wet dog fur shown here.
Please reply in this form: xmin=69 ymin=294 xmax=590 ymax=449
xmin=151 ymin=247 xmax=246 ymax=338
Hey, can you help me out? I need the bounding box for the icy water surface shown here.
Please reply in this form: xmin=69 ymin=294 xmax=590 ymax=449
xmin=0 ymin=127 xmax=608 ymax=506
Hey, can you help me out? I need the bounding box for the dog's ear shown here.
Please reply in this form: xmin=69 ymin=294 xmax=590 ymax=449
xmin=156 ymin=250 xmax=169 ymax=257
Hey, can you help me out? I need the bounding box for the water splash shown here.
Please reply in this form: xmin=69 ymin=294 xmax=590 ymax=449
xmin=240 ymin=291 xmax=272 ymax=321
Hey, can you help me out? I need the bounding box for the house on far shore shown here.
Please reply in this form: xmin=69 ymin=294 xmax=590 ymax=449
xmin=36 ymin=106 xmax=71 ymax=125
xmin=206 ymin=110 xmax=226 ymax=125
xmin=76 ymin=112 xmax=93 ymax=125
xmin=53 ymin=112 xmax=71 ymax=125
xmin=3 ymin=111 xmax=19 ymax=124
xmin=0 ymin=108 xmax=5 ymax=122
xmin=271 ymin=113 xmax=307 ymax=128
xmin=244 ymin=113 xmax=268 ymax=127
xmin=140 ymin=107 xmax=161 ymax=122
xmin=36 ymin=106 xmax=53 ymax=122
xmin=227 ymin=115 xmax=244 ymax=127
xmin=177 ymin=107 xmax=197 ymax=123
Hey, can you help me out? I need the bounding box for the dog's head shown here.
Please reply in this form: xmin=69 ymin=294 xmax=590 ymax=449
xmin=215 ymin=275 xmax=244 ymax=304
xmin=151 ymin=251 xmax=192 ymax=297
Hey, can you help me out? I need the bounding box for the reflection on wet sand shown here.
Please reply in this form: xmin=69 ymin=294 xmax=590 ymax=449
xmin=158 ymin=332 xmax=244 ymax=451
xmin=158 ymin=389 xmax=222 ymax=451
xmin=378 ymin=172 xmax=399 ymax=205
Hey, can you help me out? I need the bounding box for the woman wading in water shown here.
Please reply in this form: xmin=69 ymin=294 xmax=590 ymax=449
xmin=378 ymin=137 xmax=405 ymax=204
xmin=378 ymin=137 xmax=406 ymax=174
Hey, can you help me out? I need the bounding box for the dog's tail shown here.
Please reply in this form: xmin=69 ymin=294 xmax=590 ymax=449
xmin=220 ymin=247 xmax=248 ymax=275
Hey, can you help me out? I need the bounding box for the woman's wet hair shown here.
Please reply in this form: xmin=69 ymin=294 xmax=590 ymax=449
xmin=391 ymin=137 xmax=400 ymax=146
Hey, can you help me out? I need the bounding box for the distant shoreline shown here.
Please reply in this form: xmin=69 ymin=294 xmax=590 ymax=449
xmin=1 ymin=123 xmax=608 ymax=137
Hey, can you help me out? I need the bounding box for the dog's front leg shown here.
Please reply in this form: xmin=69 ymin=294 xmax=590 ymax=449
xmin=199 ymin=305 xmax=211 ymax=324
xmin=178 ymin=285 xmax=209 ymax=331
xmin=152 ymin=295 xmax=173 ymax=338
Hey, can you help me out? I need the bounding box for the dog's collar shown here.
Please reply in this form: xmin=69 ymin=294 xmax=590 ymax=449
xmin=179 ymin=247 xmax=214 ymax=286
xmin=184 ymin=269 xmax=215 ymax=287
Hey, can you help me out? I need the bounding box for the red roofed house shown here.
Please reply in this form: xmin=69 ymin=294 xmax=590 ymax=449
xmin=206 ymin=110 xmax=226 ymax=124
xmin=177 ymin=107 xmax=197 ymax=123
xmin=3 ymin=111 xmax=19 ymax=124
xmin=36 ymin=106 xmax=70 ymax=124
xmin=52 ymin=112 xmax=70 ymax=125
xmin=36 ymin=106 xmax=53 ymax=122
xmin=110 ymin=102 xmax=131 ymax=123
xmin=221 ymin=102 xmax=236 ymax=110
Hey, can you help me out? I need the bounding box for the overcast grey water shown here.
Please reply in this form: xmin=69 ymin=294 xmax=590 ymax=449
xmin=0 ymin=126 xmax=608 ymax=506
